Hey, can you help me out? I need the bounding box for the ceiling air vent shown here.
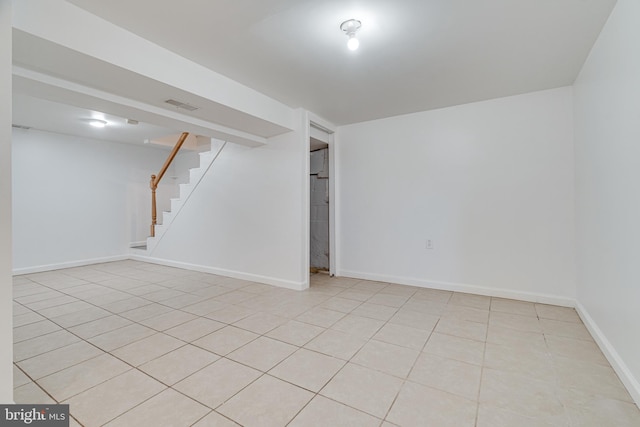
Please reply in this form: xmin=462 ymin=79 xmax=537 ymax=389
xmin=164 ymin=99 xmax=199 ymax=111
xmin=12 ymin=124 xmax=31 ymax=130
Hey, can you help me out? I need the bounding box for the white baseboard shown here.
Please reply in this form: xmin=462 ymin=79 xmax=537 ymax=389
xmin=12 ymin=255 xmax=128 ymax=275
xmin=337 ymin=269 xmax=575 ymax=307
xmin=129 ymin=254 xmax=308 ymax=291
xmin=575 ymin=302 xmax=640 ymax=406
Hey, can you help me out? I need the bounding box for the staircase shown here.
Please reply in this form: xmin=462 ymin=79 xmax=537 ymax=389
xmin=131 ymin=140 xmax=226 ymax=255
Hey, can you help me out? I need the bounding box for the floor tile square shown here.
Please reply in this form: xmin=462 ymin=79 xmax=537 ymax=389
xmin=373 ymin=322 xmax=431 ymax=350
xmin=192 ymin=411 xmax=240 ymax=427
xmin=545 ymin=335 xmax=609 ymax=365
xmin=352 ymin=340 xmax=419 ymax=378
xmin=490 ymin=297 xmax=537 ymax=317
xmin=434 ymin=317 xmax=488 ymax=342
xmin=484 ymin=342 xmax=555 ymax=382
xmin=442 ymin=305 xmax=490 ymax=324
xmin=535 ymin=304 xmax=580 ymax=322
xmin=217 ymin=375 xmax=313 ymax=427
xmin=25 ymin=295 xmax=79 ymax=311
xmin=296 ymin=307 xmax=346 ymax=328
xmin=139 ymin=310 xmax=198 ymax=331
xmin=165 ymin=317 xmax=226 ymax=342
xmin=112 ymin=333 xmax=184 ymax=366
xmin=13 ymin=311 xmax=46 ymax=328
xmin=99 ymin=297 xmax=152 ymax=313
xmin=139 ymin=288 xmax=187 ymax=303
xmin=204 ymin=305 xmax=255 ymax=323
xmin=423 ymin=332 xmax=485 ymax=365
xmin=388 ymin=308 xmax=439 ymax=331
xmin=88 ymin=323 xmax=157 ymax=352
xmin=13 ymin=364 xmax=30 ymax=388
xmin=232 ymin=312 xmax=289 ymax=334
xmin=304 ymin=329 xmax=367 ymax=360
xmin=366 ymin=293 xmax=409 ymax=308
xmin=13 ymin=320 xmax=62 ymax=343
xmin=38 ymin=301 xmax=93 ymax=318
xmin=319 ymin=297 xmax=363 ymax=313
xmin=561 ymin=389 xmax=640 ymax=427
xmin=18 ymin=341 xmax=103 ymax=379
xmin=479 ymin=368 xmax=564 ymax=419
xmin=105 ymin=388 xmax=210 ymax=427
xmin=554 ymin=357 xmax=632 ymax=402
xmin=227 ymin=336 xmax=296 ymax=371
xmin=213 ymin=290 xmax=257 ymax=304
xmin=337 ymin=289 xmax=374 ymax=302
xmin=13 ymin=382 xmax=56 ymax=404
xmin=289 ymin=395 xmax=381 ymax=427
xmin=387 ymin=381 xmax=477 ymax=427
xmin=476 ymin=404 xmax=566 ymax=427
xmin=489 ymin=311 xmax=542 ymax=333
xmin=265 ymin=320 xmax=325 ymax=346
xmin=449 ymin=292 xmax=491 ymax=310
xmin=37 ymin=353 xmax=131 ymax=401
xmin=119 ymin=303 xmax=174 ymax=322
xmin=173 ymin=358 xmax=261 ymax=408
xmin=320 ymin=363 xmax=403 ymax=418
xmin=14 ymin=330 xmax=81 ymax=362
xmin=158 ymin=293 xmax=205 ymax=309
xmin=486 ymin=324 xmax=547 ymax=352
xmin=350 ymin=302 xmax=398 ymax=321
xmin=330 ymin=314 xmax=385 ymax=339
xmin=540 ymin=318 xmax=592 ymax=341
xmin=49 ymin=306 xmax=112 ymax=328
xmin=65 ymin=370 xmax=166 ymax=426
xmin=269 ymin=348 xmax=345 ymax=392
xmin=193 ymin=326 xmax=259 ymax=356
xmin=139 ymin=344 xmax=219 ymax=385
xmin=409 ymin=353 xmax=481 ymax=400
xmin=67 ymin=315 xmax=133 ymax=339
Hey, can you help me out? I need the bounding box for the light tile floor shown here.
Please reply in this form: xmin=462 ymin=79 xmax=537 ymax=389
xmin=12 ymin=260 xmax=640 ymax=427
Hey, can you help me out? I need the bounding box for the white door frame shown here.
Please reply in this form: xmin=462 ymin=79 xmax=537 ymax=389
xmin=307 ymin=114 xmax=337 ymax=277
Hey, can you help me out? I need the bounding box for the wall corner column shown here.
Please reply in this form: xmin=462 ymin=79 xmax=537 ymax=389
xmin=0 ymin=0 xmax=14 ymax=403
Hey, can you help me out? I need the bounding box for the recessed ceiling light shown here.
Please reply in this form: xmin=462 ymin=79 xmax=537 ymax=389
xmin=84 ymin=119 xmax=107 ymax=128
xmin=340 ymin=19 xmax=362 ymax=51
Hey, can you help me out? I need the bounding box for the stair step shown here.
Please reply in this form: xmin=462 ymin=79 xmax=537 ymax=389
xmin=189 ymin=168 xmax=204 ymax=181
xmin=148 ymin=145 xmax=224 ymax=251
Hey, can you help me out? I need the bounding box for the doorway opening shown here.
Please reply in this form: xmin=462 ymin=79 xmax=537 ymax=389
xmin=309 ymin=123 xmax=333 ymax=276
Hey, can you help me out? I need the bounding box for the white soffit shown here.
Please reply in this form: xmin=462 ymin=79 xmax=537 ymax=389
xmin=12 ymin=0 xmax=297 ymax=142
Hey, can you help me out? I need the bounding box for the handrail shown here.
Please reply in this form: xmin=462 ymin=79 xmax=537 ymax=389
xmin=150 ymin=132 xmax=189 ymax=237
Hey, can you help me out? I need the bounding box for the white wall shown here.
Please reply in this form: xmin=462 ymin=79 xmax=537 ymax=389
xmin=149 ymin=114 xmax=308 ymax=289
xmin=12 ymin=129 xmax=176 ymax=271
xmin=573 ymin=0 xmax=640 ymax=404
xmin=0 ymin=0 xmax=14 ymax=403
xmin=337 ymin=87 xmax=576 ymax=302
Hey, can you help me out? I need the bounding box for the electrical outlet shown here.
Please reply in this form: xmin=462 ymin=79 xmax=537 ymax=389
xmin=426 ymin=239 xmax=434 ymax=249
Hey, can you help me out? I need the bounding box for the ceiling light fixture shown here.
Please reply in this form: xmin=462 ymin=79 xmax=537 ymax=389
xmin=85 ymin=119 xmax=107 ymax=128
xmin=340 ymin=19 xmax=361 ymax=51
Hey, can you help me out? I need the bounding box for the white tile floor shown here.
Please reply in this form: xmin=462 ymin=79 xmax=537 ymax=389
xmin=12 ymin=260 xmax=640 ymax=426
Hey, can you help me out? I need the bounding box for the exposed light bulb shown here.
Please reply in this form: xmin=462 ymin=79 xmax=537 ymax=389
xmin=340 ymin=19 xmax=362 ymax=52
xmin=347 ymin=35 xmax=359 ymax=51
